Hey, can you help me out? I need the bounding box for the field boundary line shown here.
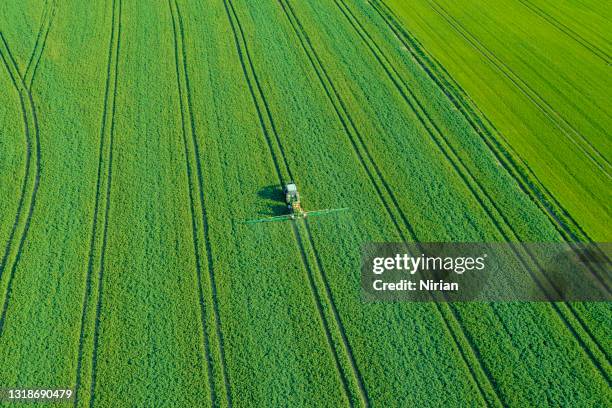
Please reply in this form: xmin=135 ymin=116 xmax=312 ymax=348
xmin=169 ymin=0 xmax=233 ymax=406
xmin=70 ymin=0 xmax=121 ymax=406
xmin=0 ymin=21 xmax=46 ymax=336
xmin=222 ymin=0 xmax=367 ymax=405
xmin=339 ymin=0 xmax=611 ymax=296
xmin=516 ymin=0 xmax=610 ymax=64
xmin=336 ymin=0 xmax=611 ymax=380
xmin=276 ymin=1 xmax=503 ymax=406
xmin=425 ymin=0 xmax=611 ymax=179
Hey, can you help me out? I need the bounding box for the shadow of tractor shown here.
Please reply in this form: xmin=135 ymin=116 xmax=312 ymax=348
xmin=257 ymin=185 xmax=288 ymax=216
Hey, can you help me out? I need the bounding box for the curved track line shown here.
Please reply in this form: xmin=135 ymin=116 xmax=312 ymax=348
xmin=0 ymin=0 xmax=55 ymax=295
xmin=0 ymin=36 xmax=30 ymax=286
xmin=276 ymin=1 xmax=502 ymax=406
xmin=72 ymin=0 xmax=120 ymax=406
xmin=24 ymin=0 xmax=57 ymax=88
xmin=333 ymin=0 xmax=611 ymax=381
xmin=221 ymin=1 xmax=367 ymax=405
xmin=426 ymin=0 xmax=612 ymax=179
xmin=169 ymin=0 xmax=233 ymax=405
xmin=0 ymin=27 xmax=43 ymax=336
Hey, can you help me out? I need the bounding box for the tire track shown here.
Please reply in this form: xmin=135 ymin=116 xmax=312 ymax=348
xmin=275 ymin=1 xmax=502 ymax=406
xmin=330 ymin=0 xmax=611 ymax=381
xmin=72 ymin=0 xmax=121 ymax=406
xmin=0 ymin=0 xmax=54 ymax=293
xmin=371 ymin=0 xmax=612 ymax=371
xmin=301 ymin=221 xmax=369 ymax=407
xmin=221 ymin=0 xmax=367 ymax=405
xmin=371 ymin=0 xmax=608 ymax=262
xmin=516 ymin=0 xmax=610 ymax=64
xmin=0 ymin=35 xmax=30 ymax=290
xmin=370 ymin=0 xmax=579 ymax=237
xmin=372 ymin=0 xmax=612 ymax=362
xmin=369 ymin=0 xmax=573 ymax=234
xmin=74 ymin=0 xmax=122 ymax=407
xmin=291 ymin=222 xmax=356 ymax=406
xmin=339 ymin=0 xmax=612 ymax=297
xmin=23 ymin=0 xmax=49 ymax=80
xmin=425 ymin=0 xmax=612 ymax=179
xmin=0 ymin=23 xmax=45 ymax=336
xmin=169 ymin=0 xmax=232 ymax=406
xmin=24 ymin=0 xmax=57 ymax=88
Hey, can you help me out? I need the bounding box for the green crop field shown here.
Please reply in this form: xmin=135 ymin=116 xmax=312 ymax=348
xmin=0 ymin=0 xmax=610 ymax=407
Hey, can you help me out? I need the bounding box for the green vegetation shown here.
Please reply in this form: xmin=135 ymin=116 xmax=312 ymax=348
xmin=382 ymin=0 xmax=611 ymax=241
xmin=0 ymin=0 xmax=609 ymax=407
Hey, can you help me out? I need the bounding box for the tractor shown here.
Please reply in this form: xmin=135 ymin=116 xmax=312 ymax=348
xmin=283 ymin=182 xmax=305 ymax=218
xmin=245 ymin=182 xmax=348 ymax=224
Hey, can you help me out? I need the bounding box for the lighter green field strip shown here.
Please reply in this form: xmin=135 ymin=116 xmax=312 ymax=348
xmin=365 ymin=3 xmax=612 ymax=337
xmin=517 ymin=0 xmax=612 ymax=62
xmin=426 ymin=0 xmax=611 ymax=177
xmin=383 ymin=0 xmax=611 ymax=241
xmin=361 ymin=0 xmax=611 ymax=373
xmin=366 ymin=0 xmax=595 ymax=245
xmin=515 ymin=0 xmax=610 ymax=64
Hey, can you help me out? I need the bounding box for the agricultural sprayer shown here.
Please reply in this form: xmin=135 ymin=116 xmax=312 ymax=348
xmin=245 ymin=182 xmax=349 ymax=224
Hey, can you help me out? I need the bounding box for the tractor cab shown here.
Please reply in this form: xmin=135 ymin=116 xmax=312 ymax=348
xmin=283 ymin=182 xmax=304 ymax=217
xmin=244 ymin=182 xmax=348 ymax=224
